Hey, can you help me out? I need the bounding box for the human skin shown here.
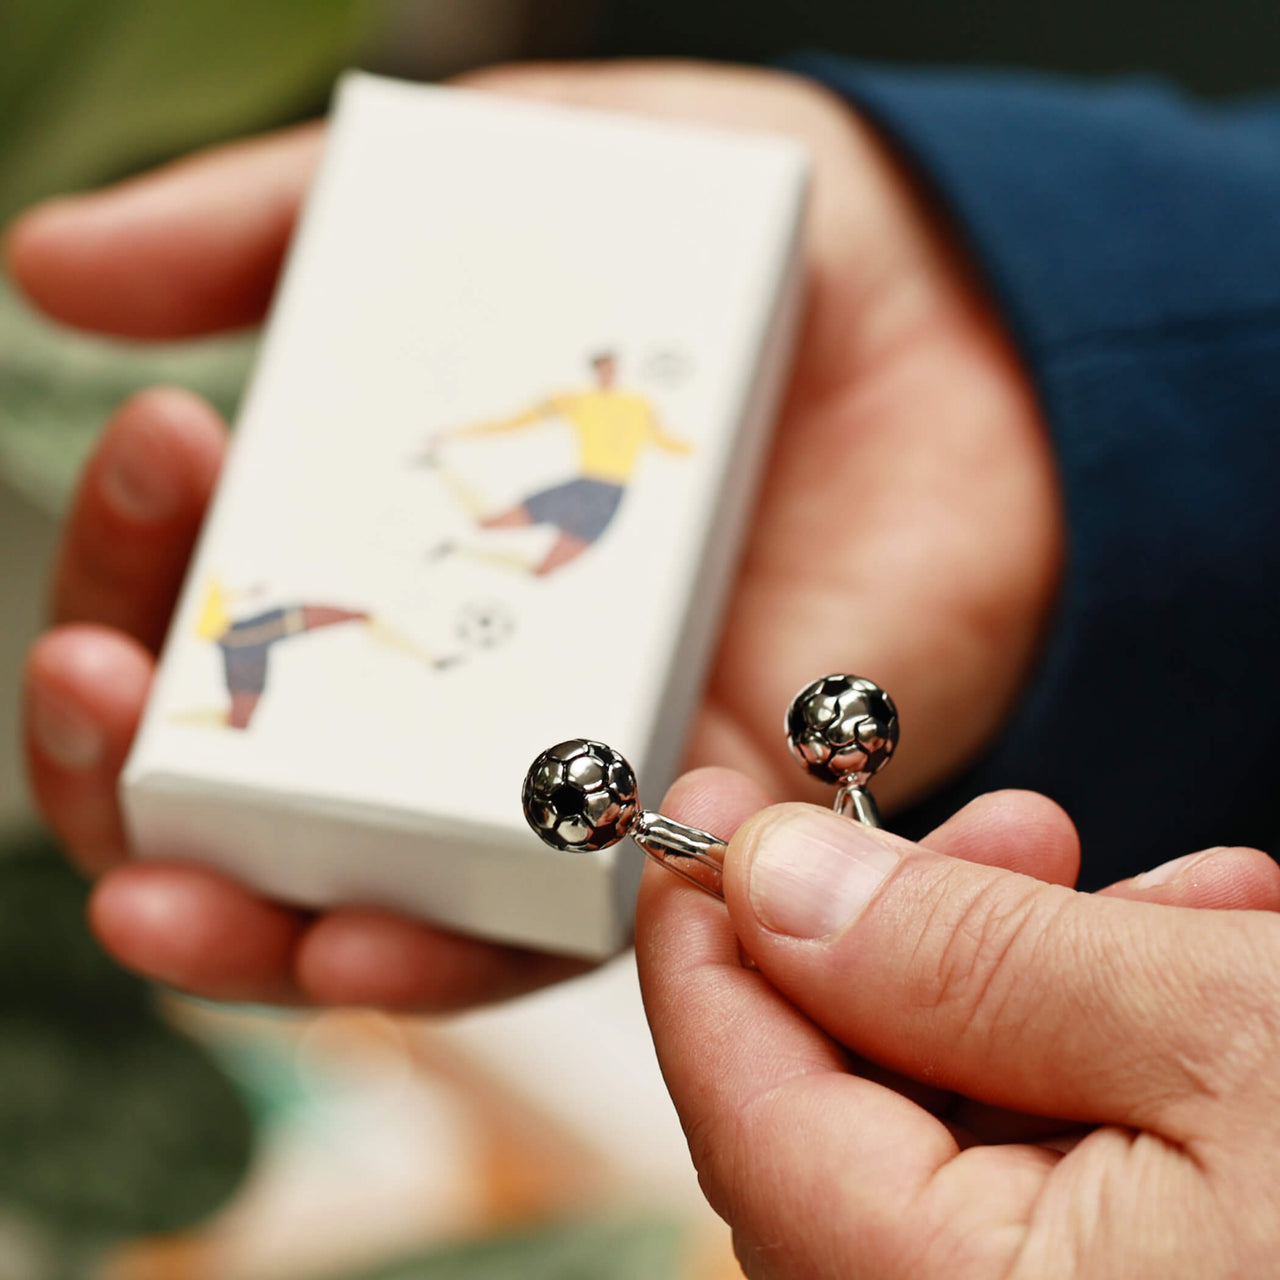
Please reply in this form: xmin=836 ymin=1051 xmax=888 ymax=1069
xmin=636 ymin=771 xmax=1280 ymax=1278
xmin=8 ymin=61 xmax=1274 ymax=1009
xmin=13 ymin=63 xmax=1280 ymax=1271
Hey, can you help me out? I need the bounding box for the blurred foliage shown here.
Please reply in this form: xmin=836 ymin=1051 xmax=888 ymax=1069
xmin=0 ymin=824 xmax=685 ymax=1276
xmin=0 ymin=281 xmax=255 ymax=512
xmin=0 ymin=10 xmax=691 ymax=1276
xmin=0 ymin=829 xmax=254 ymax=1242
xmin=343 ymin=1216 xmax=686 ymax=1280
xmin=0 ymin=0 xmax=388 ymax=512
xmin=0 ymin=2 xmax=351 ymax=1257
xmin=0 ymin=0 xmax=380 ymax=226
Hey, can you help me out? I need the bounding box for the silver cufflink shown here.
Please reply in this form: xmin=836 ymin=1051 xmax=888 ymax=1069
xmin=521 ymin=674 xmax=898 ymax=900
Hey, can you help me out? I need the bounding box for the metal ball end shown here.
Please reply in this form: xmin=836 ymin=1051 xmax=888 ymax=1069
xmin=522 ymin=739 xmax=640 ymax=853
xmin=784 ymin=674 xmax=898 ymax=788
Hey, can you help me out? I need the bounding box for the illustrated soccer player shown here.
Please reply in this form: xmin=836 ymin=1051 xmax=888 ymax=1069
xmin=422 ymin=351 xmax=691 ymax=576
xmin=196 ymin=578 xmax=369 ymax=729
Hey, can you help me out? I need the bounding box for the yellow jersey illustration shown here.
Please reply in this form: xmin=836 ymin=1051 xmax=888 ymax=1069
xmin=421 ymin=351 xmax=691 ymax=576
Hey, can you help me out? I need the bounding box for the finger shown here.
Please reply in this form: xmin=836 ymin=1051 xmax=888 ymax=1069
xmin=637 ymin=774 xmax=1053 ymax=1279
xmin=24 ymin=626 xmax=152 ymax=874
xmin=91 ymin=860 xmax=592 ymax=1012
xmin=293 ymin=768 xmax=774 ymax=1011
xmin=942 ymin=834 xmax=1280 ymax=1146
xmin=659 ymin=764 xmax=778 ymax=840
xmin=722 ymin=802 xmax=1280 ymax=1139
xmin=99 ymin=771 xmax=771 ymax=1012
xmin=53 ymin=387 xmax=226 ymax=651
xmin=1099 ymin=846 xmax=1280 ymax=912
xmin=90 ymin=863 xmax=306 ymax=1004
xmin=883 ymin=789 xmax=1079 ymax=1121
xmin=293 ymin=912 xmax=590 ymax=1012
xmin=919 ymin=789 xmax=1080 ymax=886
xmin=676 ymin=782 xmax=1079 ymax=1124
xmin=808 ymin=791 xmax=1077 ymax=1131
xmin=5 ymin=123 xmax=323 ymax=337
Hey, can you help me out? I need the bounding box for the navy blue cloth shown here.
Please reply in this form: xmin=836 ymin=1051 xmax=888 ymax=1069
xmin=793 ymin=59 xmax=1280 ymax=885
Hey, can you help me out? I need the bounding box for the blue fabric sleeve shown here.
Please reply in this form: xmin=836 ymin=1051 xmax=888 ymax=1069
xmin=791 ymin=58 xmax=1280 ymax=885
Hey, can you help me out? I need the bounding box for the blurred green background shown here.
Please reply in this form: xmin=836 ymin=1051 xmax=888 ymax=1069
xmin=0 ymin=1 xmax=1273 ymax=1275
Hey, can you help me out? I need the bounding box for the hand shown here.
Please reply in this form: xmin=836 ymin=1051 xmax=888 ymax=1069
xmin=636 ymin=773 xmax=1280 ymax=1279
xmin=7 ymin=61 xmax=1062 ymax=1006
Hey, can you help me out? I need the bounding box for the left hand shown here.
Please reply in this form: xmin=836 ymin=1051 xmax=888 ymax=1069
xmin=8 ymin=60 xmax=1066 ymax=1008
xmin=636 ymin=771 xmax=1280 ymax=1279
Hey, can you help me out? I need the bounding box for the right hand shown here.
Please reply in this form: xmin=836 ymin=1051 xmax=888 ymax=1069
xmin=9 ymin=60 xmax=1073 ymax=1007
xmin=637 ymin=773 xmax=1280 ymax=1278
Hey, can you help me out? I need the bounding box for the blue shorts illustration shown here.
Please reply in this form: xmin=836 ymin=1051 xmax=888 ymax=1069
xmin=217 ymin=607 xmax=300 ymax=695
xmin=221 ymin=643 xmax=271 ymax=696
xmin=524 ymin=477 xmax=625 ymax=543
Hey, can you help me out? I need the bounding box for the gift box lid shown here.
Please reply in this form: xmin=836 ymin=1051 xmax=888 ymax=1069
xmin=123 ymin=73 xmax=810 ymax=957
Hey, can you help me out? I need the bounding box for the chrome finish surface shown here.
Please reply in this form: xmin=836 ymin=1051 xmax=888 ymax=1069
xmin=784 ymin=673 xmax=898 ymax=788
xmin=785 ymin=674 xmax=896 ymax=823
xmin=833 ymin=782 xmax=882 ymax=828
xmin=521 ymin=739 xmax=729 ymax=899
xmin=521 ymin=738 xmax=639 ymax=853
xmin=521 ymin=674 xmax=898 ymax=904
xmin=632 ymin=810 xmax=726 ymax=899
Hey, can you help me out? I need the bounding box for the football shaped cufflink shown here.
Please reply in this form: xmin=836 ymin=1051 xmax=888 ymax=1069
xmin=522 ymin=674 xmax=898 ymax=901
xmin=783 ymin=674 xmax=898 ymax=827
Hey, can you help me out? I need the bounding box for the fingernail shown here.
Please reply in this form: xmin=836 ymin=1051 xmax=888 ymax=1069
xmin=28 ymin=686 xmax=105 ymax=771
xmin=100 ymin=426 xmax=180 ymax=522
xmin=1133 ymin=851 xmax=1206 ymax=888
xmin=746 ymin=808 xmax=901 ymax=939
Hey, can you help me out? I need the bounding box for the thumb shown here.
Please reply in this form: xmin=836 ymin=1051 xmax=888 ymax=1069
xmin=723 ymin=803 xmax=1280 ymax=1137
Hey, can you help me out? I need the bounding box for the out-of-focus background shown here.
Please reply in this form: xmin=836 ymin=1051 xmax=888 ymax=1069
xmin=0 ymin=2 xmax=1273 ymax=1277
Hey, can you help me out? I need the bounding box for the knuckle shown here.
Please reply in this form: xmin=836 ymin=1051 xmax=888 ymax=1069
xmin=681 ymin=1083 xmax=797 ymax=1254
xmin=1158 ymin=921 xmax=1280 ymax=1117
xmin=682 ymin=1108 xmax=742 ymax=1221
xmin=731 ymin=1229 xmax=793 ymax=1280
xmin=906 ymin=870 xmax=1068 ymax=1044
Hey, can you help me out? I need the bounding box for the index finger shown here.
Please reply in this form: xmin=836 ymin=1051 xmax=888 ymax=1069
xmin=52 ymin=387 xmax=226 ymax=648
xmin=5 ymin=123 xmax=323 ymax=338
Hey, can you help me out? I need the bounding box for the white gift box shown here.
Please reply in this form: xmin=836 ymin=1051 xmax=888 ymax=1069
xmin=122 ymin=73 xmax=809 ymax=958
